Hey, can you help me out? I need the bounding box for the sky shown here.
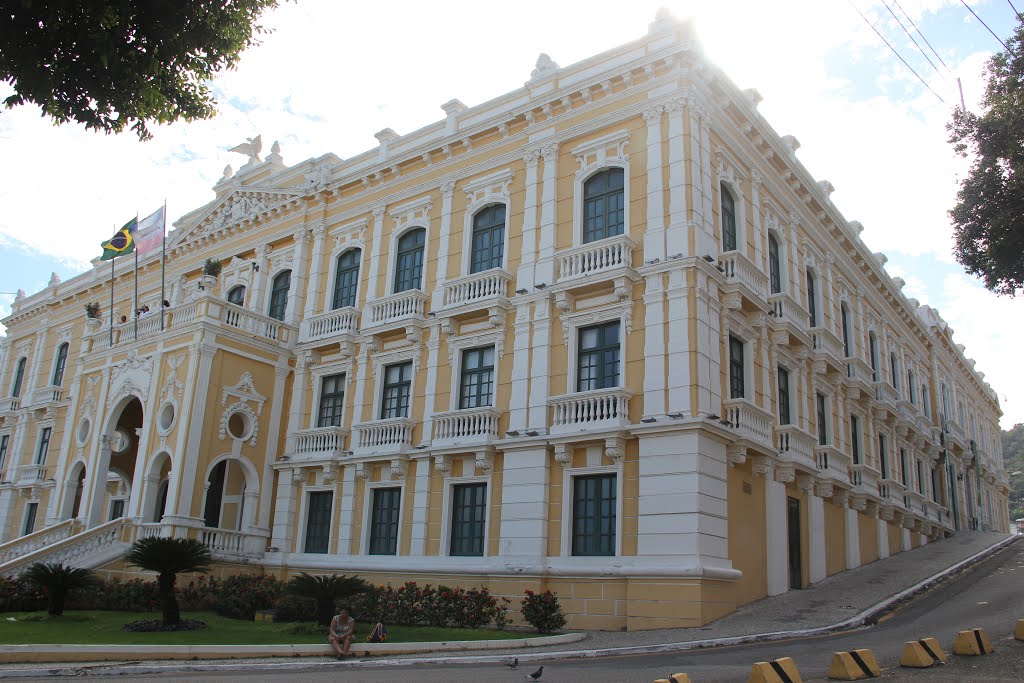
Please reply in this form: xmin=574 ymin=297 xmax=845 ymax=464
xmin=0 ymin=0 xmax=1020 ymax=427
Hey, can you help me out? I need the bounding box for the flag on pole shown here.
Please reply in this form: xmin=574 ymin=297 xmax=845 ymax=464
xmin=100 ymin=218 xmax=138 ymax=260
xmin=135 ymin=206 xmax=165 ymax=255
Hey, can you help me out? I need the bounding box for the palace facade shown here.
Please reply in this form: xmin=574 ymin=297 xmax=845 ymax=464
xmin=0 ymin=11 xmax=1010 ymax=630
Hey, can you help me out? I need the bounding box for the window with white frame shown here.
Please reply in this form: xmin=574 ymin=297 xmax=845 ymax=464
xmin=450 ymin=482 xmax=487 ymax=556
xmin=459 ymin=346 xmax=495 ymax=409
xmin=777 ymin=366 xmax=791 ymax=425
xmin=332 ymin=248 xmax=361 ymax=309
xmin=469 ymin=206 xmax=505 ymax=273
xmin=900 ymin=448 xmax=908 ymax=488
xmin=916 ymin=459 xmax=926 ymax=494
xmin=869 ymin=332 xmax=879 ymax=381
xmin=840 ymin=303 xmax=852 ymax=358
xmin=582 ymin=169 xmax=625 ymax=243
xmin=227 ymin=284 xmax=246 ymax=307
xmin=571 ymin=473 xmax=616 ymax=556
xmin=11 ymin=357 xmax=27 ymax=398
xmin=890 ymin=352 xmax=900 ymax=395
xmin=267 ymin=270 xmax=291 ymax=321
xmin=878 ymin=433 xmax=888 ymax=478
xmin=303 ymin=490 xmax=332 ymax=554
xmin=394 ymin=228 xmax=426 ymax=292
xmin=368 ymin=487 xmax=401 ymax=555
xmin=768 ymin=232 xmax=782 ymax=294
xmin=806 ymin=270 xmax=818 ymax=328
xmin=316 ymin=374 xmax=346 ymax=428
xmin=850 ymin=414 xmax=861 ymax=465
xmin=22 ymin=501 xmax=38 ymax=536
xmin=728 ymin=335 xmax=745 ymax=400
xmin=380 ymin=362 xmax=413 ymax=419
xmin=109 ymin=498 xmax=125 ymax=521
xmin=816 ymin=392 xmax=828 ymax=446
xmin=721 ymin=183 xmax=737 ymax=252
xmin=577 ymin=322 xmax=620 ymax=392
xmin=52 ymin=343 xmax=69 ymax=387
xmin=0 ymin=433 xmax=8 ymax=470
xmin=35 ymin=427 xmax=51 ymax=465
xmin=907 ymin=369 xmax=916 ymax=405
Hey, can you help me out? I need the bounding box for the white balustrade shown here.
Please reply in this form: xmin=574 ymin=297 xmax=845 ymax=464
xmin=29 ymin=385 xmax=64 ymax=406
xmin=432 ymin=407 xmax=501 ymax=443
xmin=719 ymin=251 xmax=769 ymax=302
xmin=0 ymin=396 xmax=20 ymax=414
xmin=557 ymin=235 xmax=635 ymax=281
xmin=814 ymin=445 xmax=850 ymax=484
xmin=846 ymin=358 xmax=874 ymax=386
xmin=443 ymin=269 xmax=511 ymax=308
xmin=15 ymin=464 xmax=49 ymax=482
xmin=0 ymin=519 xmax=79 ymax=565
xmin=878 ymin=478 xmax=905 ymax=506
xmin=723 ymin=398 xmax=774 ymax=449
xmin=299 ymin=307 xmax=360 ymax=344
xmin=136 ymin=523 xmax=166 ymax=539
xmin=354 ymin=417 xmax=414 ymax=451
xmin=549 ymin=387 xmax=631 ymax=432
xmin=0 ymin=518 xmax=127 ymax=576
xmin=768 ymin=293 xmax=807 ymax=332
xmin=293 ymin=426 xmax=349 ymax=458
xmin=199 ymin=527 xmax=247 ymax=556
xmin=222 ymin=302 xmax=292 ymax=344
xmin=365 ymin=291 xmax=428 ymax=327
xmin=776 ymin=424 xmax=816 ymax=467
xmin=810 ymin=327 xmax=844 ymax=363
xmin=849 ymin=463 xmax=880 ymax=493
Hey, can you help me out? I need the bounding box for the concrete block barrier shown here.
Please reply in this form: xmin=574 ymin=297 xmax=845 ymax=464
xmin=899 ymin=638 xmax=947 ymax=667
xmin=826 ymin=649 xmax=880 ymax=679
xmin=653 ymin=675 xmax=691 ymax=683
xmin=1015 ymin=619 xmax=1024 ymax=641
xmin=952 ymin=628 xmax=994 ymax=656
xmin=749 ymin=657 xmax=802 ymax=683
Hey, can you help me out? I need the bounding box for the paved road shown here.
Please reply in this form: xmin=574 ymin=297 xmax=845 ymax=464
xmin=18 ymin=542 xmax=1024 ymax=682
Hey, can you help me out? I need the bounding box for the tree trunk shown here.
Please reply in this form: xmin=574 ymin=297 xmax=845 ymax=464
xmin=48 ymin=588 xmax=66 ymax=616
xmin=316 ymin=597 xmax=334 ymax=627
xmin=159 ymin=573 xmax=180 ymax=626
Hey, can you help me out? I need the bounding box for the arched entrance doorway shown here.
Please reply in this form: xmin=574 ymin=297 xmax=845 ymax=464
xmin=202 ymin=456 xmax=258 ymax=532
xmin=59 ymin=461 xmax=87 ymax=521
xmin=85 ymin=396 xmax=144 ymax=526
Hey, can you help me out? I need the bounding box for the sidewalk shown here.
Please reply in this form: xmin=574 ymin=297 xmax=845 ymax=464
xmin=0 ymin=531 xmax=1014 ymax=675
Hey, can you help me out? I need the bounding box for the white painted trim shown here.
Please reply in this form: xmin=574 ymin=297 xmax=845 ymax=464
xmin=322 ymin=241 xmax=366 ymax=312
xmin=571 ymin=137 xmax=631 ymax=247
xmin=444 ymin=336 xmax=500 ymax=412
xmin=560 ymin=302 xmax=631 ymax=393
xmin=458 ymin=168 xmax=513 ymax=275
xmin=295 ymin=485 xmax=336 ymax=554
xmin=559 ymin=462 xmax=622 ymax=558
xmin=384 ymin=196 xmax=433 ymax=296
xmin=307 ymin=361 xmax=354 ymax=430
xmin=360 ymin=478 xmax=407 ymax=557
xmin=438 ymin=469 xmax=492 ymax=557
xmin=370 ymin=347 xmax=421 ymax=422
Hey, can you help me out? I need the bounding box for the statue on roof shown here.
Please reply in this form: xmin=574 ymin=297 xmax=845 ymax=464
xmin=229 ymin=135 xmax=262 ymax=165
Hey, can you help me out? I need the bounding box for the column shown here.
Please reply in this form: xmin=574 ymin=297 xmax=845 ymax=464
xmin=877 ymin=519 xmax=890 ymax=559
xmin=845 ymin=506 xmax=861 ymax=569
xmin=516 ymin=150 xmax=540 ymax=289
xmin=751 ymin=171 xmax=764 ymax=268
xmin=698 ymin=108 xmax=715 ymax=256
xmin=786 ymin=220 xmax=800 ymax=295
xmin=284 ymin=351 xmax=316 ymax=454
xmin=45 ymin=366 xmax=83 ymax=524
xmin=498 ymin=446 xmax=549 ymax=558
xmin=259 ymin=364 xmax=291 ymax=532
xmin=250 ymin=244 xmax=271 ymax=313
xmin=533 ymin=143 xmax=558 ymax=286
xmin=808 ymin=491 xmax=826 ymax=584
xmin=365 ymin=206 xmax=387 ymax=301
xmin=286 ymin=228 xmax=311 ymax=326
xmin=302 ymin=220 xmax=328 ymax=319
xmin=527 ymin=298 xmax=551 ymax=431
xmin=336 ymin=464 xmax=357 ymax=556
xmin=25 ymin=328 xmax=48 ymax=396
xmin=823 ymin=253 xmax=837 ymax=336
xmin=666 ymin=97 xmax=688 ymax=257
xmin=765 ymin=474 xmax=788 ymax=595
xmin=432 ymin=181 xmax=457 ymax=310
xmin=165 ymin=342 xmax=216 ymax=522
xmin=80 ymin=366 xmax=112 ymax=527
xmin=421 ymin=325 xmax=441 ymax=443
xmin=409 ymin=457 xmax=433 ymax=556
xmin=759 ymin=320 xmax=771 ymax=408
xmin=642 ymin=274 xmax=666 ymax=418
xmin=270 ymin=467 xmax=301 ymax=552
xmin=642 ymin=105 xmax=666 ymax=262
xmin=508 ymin=304 xmax=531 ymax=431
xmin=351 ymin=347 xmax=370 ymax=425
xmin=126 ymin=349 xmax=164 ymax=519
xmin=689 ymin=272 xmax=716 ymax=416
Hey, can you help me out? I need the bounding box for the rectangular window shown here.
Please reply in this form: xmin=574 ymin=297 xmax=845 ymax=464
xmin=470 ymin=206 xmax=506 ymax=273
xmin=923 ymin=384 xmax=931 ymax=418
xmin=806 ymin=271 xmax=817 ymax=328
xmin=317 ymin=374 xmax=346 ymax=428
xmin=851 ymin=415 xmax=860 ymax=465
xmin=916 ymin=460 xmax=925 ymax=495
xmin=729 ymin=335 xmax=745 ymax=400
xmin=816 ymin=393 xmax=828 ymax=446
xmin=459 ymin=346 xmax=495 ymax=409
xmin=777 ymin=367 xmax=791 ymax=425
xmin=369 ymin=487 xmax=401 ymax=555
xmin=450 ymin=482 xmax=487 ymax=556
xmin=35 ymin=427 xmax=51 ymax=465
xmin=900 ymin=448 xmax=908 ymax=488
xmin=908 ymin=370 xmax=916 ymax=405
xmin=303 ymin=490 xmax=333 ymax=554
xmin=109 ymin=499 xmax=125 ymax=521
xmin=577 ymin=322 xmax=620 ymax=392
xmin=572 ymin=474 xmax=616 ymax=556
xmin=22 ymin=502 xmax=38 ymax=536
xmin=0 ymin=434 xmax=8 ymax=471
xmin=380 ymin=362 xmax=413 ymax=419
xmin=878 ymin=434 xmax=888 ymax=479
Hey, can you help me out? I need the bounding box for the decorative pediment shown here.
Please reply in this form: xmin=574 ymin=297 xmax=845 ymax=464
xmin=109 ymin=350 xmax=154 ymax=404
xmin=160 ymin=354 xmax=186 ymax=404
xmin=221 ymin=372 xmax=267 ymax=414
xmin=170 ymin=186 xmax=304 ymax=250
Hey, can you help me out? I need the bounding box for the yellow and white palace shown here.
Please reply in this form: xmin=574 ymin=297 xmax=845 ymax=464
xmin=0 ymin=11 xmax=1010 ymax=630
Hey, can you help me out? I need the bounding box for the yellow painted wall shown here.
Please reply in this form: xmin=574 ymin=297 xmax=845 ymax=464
xmin=727 ymin=463 xmax=767 ymax=604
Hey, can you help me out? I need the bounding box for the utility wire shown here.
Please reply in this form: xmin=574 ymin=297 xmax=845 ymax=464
xmin=960 ymin=0 xmax=1013 ymax=54
xmin=882 ymin=0 xmax=949 ymax=83
xmin=847 ymin=0 xmax=947 ymax=103
xmin=1009 ymin=0 xmax=1023 ymax=21
xmin=892 ymin=0 xmax=955 ymax=75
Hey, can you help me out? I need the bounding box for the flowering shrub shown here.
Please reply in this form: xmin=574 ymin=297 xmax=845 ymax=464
xmin=0 ymin=575 xmax=44 ymax=612
xmin=346 ymin=581 xmax=508 ymax=629
xmin=211 ymin=574 xmax=284 ymax=620
xmin=520 ymin=590 xmax=566 ymax=634
xmin=177 ymin=575 xmax=219 ymax=612
xmin=66 ymin=578 xmax=160 ymax=612
xmin=272 ymin=593 xmax=316 ymax=623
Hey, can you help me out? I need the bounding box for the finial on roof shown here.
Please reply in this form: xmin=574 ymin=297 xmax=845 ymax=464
xmin=267 ymin=140 xmax=283 ymax=165
xmin=530 ymin=54 xmax=559 ymax=81
xmin=48 ymin=272 xmax=61 ymax=287
xmin=221 ymin=164 xmax=234 ymax=180
xmin=649 ymin=7 xmax=682 ymax=34
xmin=14 ymin=289 xmax=25 ymax=302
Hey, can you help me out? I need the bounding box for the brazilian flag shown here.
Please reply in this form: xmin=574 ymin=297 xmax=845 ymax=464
xmin=100 ymin=218 xmax=138 ymax=260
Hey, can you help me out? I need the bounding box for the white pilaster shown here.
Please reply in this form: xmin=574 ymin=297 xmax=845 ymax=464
xmin=516 ymin=150 xmax=540 ymax=289
xmin=365 ymin=206 xmax=387 ymax=301
xmin=533 ymin=143 xmax=558 ymax=286
xmin=431 ymin=181 xmax=457 ymax=310
xmin=666 ymin=98 xmax=688 ymax=257
xmin=527 ymin=298 xmax=551 ymax=431
xmin=166 ymin=342 xmax=216 ymax=521
xmin=285 ymin=350 xmax=315 ymax=454
xmin=421 ymin=326 xmax=441 ymax=443
xmin=766 ymin=476 xmax=788 ymax=595
xmin=285 ymin=229 xmax=311 ymax=326
xmin=808 ymin=494 xmax=826 ymax=584
xmin=876 ymin=519 xmax=890 ymax=559
xmin=259 ymin=364 xmax=291 ymax=532
xmin=666 ymin=269 xmax=693 ymax=415
xmin=409 ymin=457 xmax=432 ymax=556
xmin=336 ymin=464 xmax=357 ymax=555
xmin=508 ymin=304 xmax=531 ymax=432
xmin=250 ymin=244 xmax=271 ymax=313
xmin=270 ymin=467 xmax=300 ymax=552
xmin=902 ymin=527 xmax=912 ymax=551
xmin=302 ymin=221 xmax=328 ymax=319
xmin=643 ymin=105 xmax=666 ymax=261
xmin=81 ymin=366 xmax=112 ymax=527
xmin=845 ymin=507 xmax=861 ymax=569
xmin=498 ymin=446 xmax=549 ymax=558
xmin=642 ymin=274 xmax=666 ymax=418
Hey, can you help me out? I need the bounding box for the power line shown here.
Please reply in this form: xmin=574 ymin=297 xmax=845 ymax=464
xmin=1009 ymin=1 xmax=1023 ymax=21
xmin=892 ymin=0 xmax=955 ymax=75
xmin=847 ymin=0 xmax=947 ymax=103
xmin=960 ymin=0 xmax=1013 ymax=54
xmin=882 ymin=0 xmax=949 ymax=84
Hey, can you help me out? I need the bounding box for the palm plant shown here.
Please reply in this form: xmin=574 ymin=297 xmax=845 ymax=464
xmin=287 ymin=572 xmax=371 ymax=626
xmin=125 ymin=537 xmax=212 ymax=626
xmin=23 ymin=562 xmax=96 ymax=616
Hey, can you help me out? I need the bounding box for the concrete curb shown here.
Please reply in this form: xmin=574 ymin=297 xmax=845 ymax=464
xmin=0 ymin=534 xmax=1017 ymax=678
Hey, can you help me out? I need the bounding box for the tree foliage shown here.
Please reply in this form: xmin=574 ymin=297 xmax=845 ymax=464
xmin=0 ymin=0 xmax=282 ymax=141
xmin=1002 ymin=423 xmax=1024 ymax=520
xmin=23 ymin=562 xmax=96 ymax=616
xmin=947 ymin=18 xmax=1024 ymax=296
xmin=125 ymin=537 xmax=212 ymax=625
xmin=287 ymin=573 xmax=371 ymax=626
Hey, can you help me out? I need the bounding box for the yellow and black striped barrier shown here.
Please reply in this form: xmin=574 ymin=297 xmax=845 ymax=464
xmin=749 ymin=657 xmax=802 ymax=683
xmin=826 ymin=649 xmax=880 ymax=680
xmin=1015 ymin=619 xmax=1024 ymax=641
xmin=653 ymin=675 xmax=691 ymax=683
xmin=899 ymin=638 xmax=947 ymax=667
xmin=952 ymin=628 xmax=994 ymax=655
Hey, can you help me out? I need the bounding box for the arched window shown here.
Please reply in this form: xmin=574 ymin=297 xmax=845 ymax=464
xmin=582 ymin=168 xmax=624 ymax=243
xmin=890 ymin=352 xmax=900 ymax=395
xmin=11 ymin=357 xmax=27 ymax=398
xmin=869 ymin=332 xmax=879 ymax=381
xmin=267 ymin=270 xmax=291 ymax=321
xmin=768 ymin=233 xmax=782 ymax=294
xmin=226 ymin=285 xmax=246 ymax=307
xmin=394 ymin=228 xmax=425 ymax=293
xmin=840 ymin=303 xmax=851 ymax=357
xmin=806 ymin=270 xmax=818 ymax=328
xmin=52 ymin=343 xmax=69 ymax=387
xmin=721 ymin=183 xmax=737 ymax=252
xmin=470 ymin=205 xmax=505 ymax=273
xmin=908 ymin=368 xmax=916 ymax=404
xmin=332 ymin=248 xmax=361 ymax=309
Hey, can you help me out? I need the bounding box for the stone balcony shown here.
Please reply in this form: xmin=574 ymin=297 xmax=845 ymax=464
xmin=352 ymin=417 xmax=415 ymax=456
xmin=849 ymin=463 xmax=882 ymax=501
xmin=0 ymin=396 xmax=20 ymax=417
xmin=719 ymin=251 xmax=769 ymax=313
xmin=767 ymin=292 xmax=809 ymax=345
xmin=903 ymin=489 xmax=927 ymax=516
xmin=15 ymin=464 xmax=49 ymax=483
xmin=809 ymin=326 xmax=845 ymax=374
xmin=362 ymin=290 xmax=429 ymax=337
xmin=878 ymin=477 xmax=906 ymax=509
xmin=548 ymin=387 xmax=632 ymax=435
xmin=814 ymin=444 xmax=851 ymax=486
xmin=775 ymin=424 xmax=817 ymax=471
xmin=554 ymin=234 xmax=637 ymax=295
xmin=872 ymin=381 xmax=900 ymax=424
xmin=298 ymin=307 xmax=360 ymax=347
xmin=28 ymin=385 xmax=66 ymax=411
xmin=431 ymin=407 xmax=502 ymax=448
xmin=290 ymin=426 xmax=349 ymax=461
xmin=440 ymin=269 xmax=512 ymax=321
xmin=722 ymin=398 xmax=774 ymax=453
xmin=944 ymin=418 xmax=968 ymax=452
xmin=844 ymin=357 xmax=874 ymax=403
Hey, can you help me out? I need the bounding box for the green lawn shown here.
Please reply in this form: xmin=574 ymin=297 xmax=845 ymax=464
xmin=0 ymin=611 xmax=534 ymax=646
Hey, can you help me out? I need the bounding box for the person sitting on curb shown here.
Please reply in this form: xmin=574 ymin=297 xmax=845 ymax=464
xmin=329 ymin=609 xmax=355 ymax=659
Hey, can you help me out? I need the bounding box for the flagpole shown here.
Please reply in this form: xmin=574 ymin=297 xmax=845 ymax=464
xmin=160 ymin=200 xmax=167 ymax=332
xmin=109 ymin=252 xmax=115 ymax=348
xmin=133 ymin=212 xmax=139 ymax=340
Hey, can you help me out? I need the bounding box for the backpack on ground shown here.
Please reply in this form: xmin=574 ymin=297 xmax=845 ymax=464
xmin=366 ymin=621 xmax=388 ymax=643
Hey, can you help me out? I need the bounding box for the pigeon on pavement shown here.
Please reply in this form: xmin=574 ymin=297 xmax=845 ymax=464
xmin=525 ymin=665 xmax=543 ymax=680
xmin=506 ymin=657 xmax=519 ymax=669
